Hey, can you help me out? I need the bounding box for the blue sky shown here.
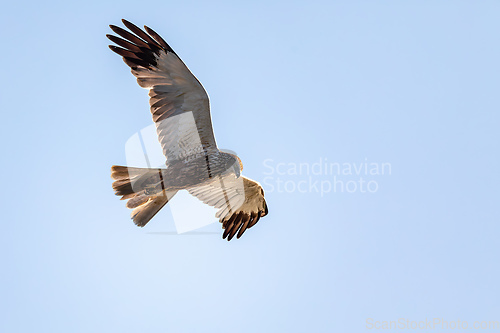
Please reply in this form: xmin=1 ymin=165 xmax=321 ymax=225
xmin=1 ymin=1 xmax=500 ymax=332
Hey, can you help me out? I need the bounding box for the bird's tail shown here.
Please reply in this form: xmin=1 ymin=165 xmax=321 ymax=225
xmin=111 ymin=165 xmax=177 ymax=227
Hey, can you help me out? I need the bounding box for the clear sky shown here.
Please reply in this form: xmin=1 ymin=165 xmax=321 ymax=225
xmin=1 ymin=1 xmax=499 ymax=332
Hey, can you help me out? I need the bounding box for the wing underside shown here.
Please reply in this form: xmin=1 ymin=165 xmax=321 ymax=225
xmin=108 ymin=19 xmax=219 ymax=163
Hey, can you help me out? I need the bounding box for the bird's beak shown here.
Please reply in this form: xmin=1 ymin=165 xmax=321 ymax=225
xmin=233 ymin=164 xmax=241 ymax=178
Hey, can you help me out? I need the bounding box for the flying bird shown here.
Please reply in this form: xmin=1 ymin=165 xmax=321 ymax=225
xmin=108 ymin=19 xmax=268 ymax=240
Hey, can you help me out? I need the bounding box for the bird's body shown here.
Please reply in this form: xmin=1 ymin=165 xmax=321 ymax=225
xmin=108 ymin=19 xmax=268 ymax=240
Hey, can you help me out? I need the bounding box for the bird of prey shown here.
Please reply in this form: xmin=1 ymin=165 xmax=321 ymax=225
xmin=108 ymin=19 xmax=268 ymax=240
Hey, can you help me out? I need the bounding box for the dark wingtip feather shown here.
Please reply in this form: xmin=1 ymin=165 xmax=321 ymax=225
xmin=248 ymin=212 xmax=261 ymax=229
xmin=223 ymin=212 xmax=244 ymax=240
xmin=109 ymin=45 xmax=136 ymax=58
xmin=144 ymin=25 xmax=174 ymax=53
xmin=238 ymin=212 xmax=257 ymax=238
xmin=122 ymin=19 xmax=162 ymax=49
xmin=228 ymin=215 xmax=247 ymax=241
xmin=237 ymin=220 xmax=250 ymax=239
xmin=107 ymin=34 xmax=142 ymax=52
xmin=109 ymin=24 xmax=121 ymax=34
xmin=109 ymin=25 xmax=150 ymax=48
xmin=223 ymin=222 xmax=233 ymax=239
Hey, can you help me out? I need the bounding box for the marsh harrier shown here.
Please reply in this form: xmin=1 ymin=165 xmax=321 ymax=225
xmin=108 ymin=20 xmax=268 ymax=240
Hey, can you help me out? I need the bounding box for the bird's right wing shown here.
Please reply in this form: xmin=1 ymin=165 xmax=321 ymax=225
xmin=188 ymin=176 xmax=268 ymax=240
xmin=107 ymin=19 xmax=218 ymax=162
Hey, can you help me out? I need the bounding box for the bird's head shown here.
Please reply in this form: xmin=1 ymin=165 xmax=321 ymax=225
xmin=222 ymin=151 xmax=243 ymax=178
xmin=230 ymin=153 xmax=243 ymax=178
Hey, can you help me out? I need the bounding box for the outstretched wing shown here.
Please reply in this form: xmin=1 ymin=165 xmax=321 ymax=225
xmin=188 ymin=176 xmax=269 ymax=240
xmin=107 ymin=19 xmax=218 ymax=162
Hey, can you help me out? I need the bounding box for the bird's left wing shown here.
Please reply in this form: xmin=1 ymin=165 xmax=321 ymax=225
xmin=107 ymin=19 xmax=218 ymax=162
xmin=188 ymin=176 xmax=268 ymax=240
